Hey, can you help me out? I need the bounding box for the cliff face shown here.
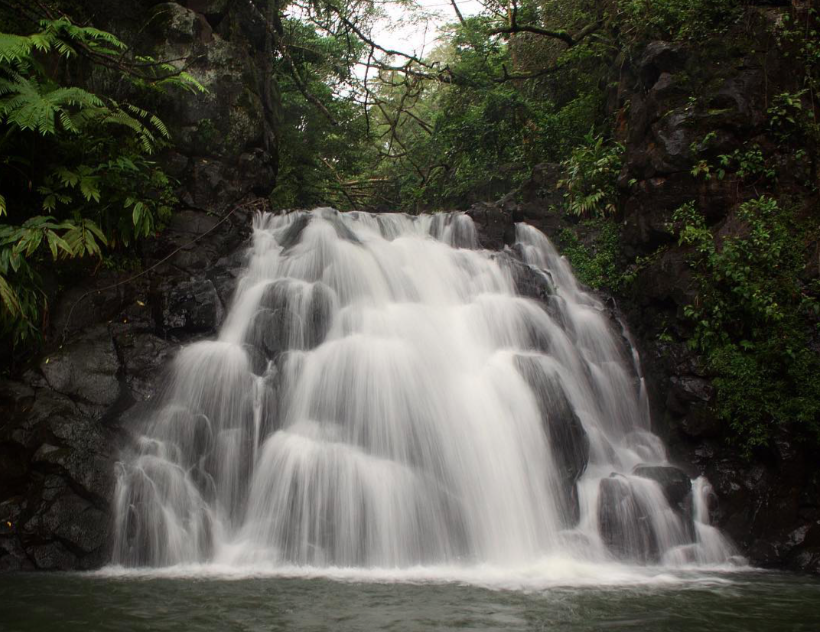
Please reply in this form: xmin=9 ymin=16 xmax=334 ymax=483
xmin=0 ymin=203 xmax=256 ymax=570
xmin=84 ymin=0 xmax=279 ymax=213
xmin=615 ymin=8 xmax=820 ymax=574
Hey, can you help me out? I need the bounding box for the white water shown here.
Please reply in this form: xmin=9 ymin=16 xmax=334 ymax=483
xmin=112 ymin=208 xmax=742 ymax=581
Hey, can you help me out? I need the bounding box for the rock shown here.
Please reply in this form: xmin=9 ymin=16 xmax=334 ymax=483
xmin=40 ymin=325 xmax=121 ymax=409
xmin=245 ymin=280 xmax=333 ymax=360
xmin=26 ymin=491 xmax=108 ymax=555
xmin=632 ymin=464 xmax=693 ymax=509
xmin=153 ymin=2 xmax=212 ymax=44
xmin=0 ymin=532 xmax=32 ymax=571
xmin=502 ymin=255 xmax=554 ymax=303
xmin=116 ymin=332 xmax=177 ymax=401
xmin=29 ymin=542 xmax=77 ymax=571
xmin=515 ymin=355 xmax=589 ymax=525
xmin=158 ymin=277 xmax=225 ymax=334
xmin=598 ymin=475 xmax=658 ymax=562
xmin=144 ymin=4 xmax=276 ymax=214
xmin=632 ymin=247 xmax=696 ymax=310
xmin=466 ymin=202 xmax=516 ymax=250
xmin=639 ymin=41 xmax=687 ymax=87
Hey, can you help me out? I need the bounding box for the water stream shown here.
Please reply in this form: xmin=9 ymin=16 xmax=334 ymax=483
xmin=110 ymin=208 xmax=740 ymax=577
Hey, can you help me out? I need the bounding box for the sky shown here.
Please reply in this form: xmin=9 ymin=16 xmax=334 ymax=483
xmin=371 ymin=0 xmax=485 ymax=58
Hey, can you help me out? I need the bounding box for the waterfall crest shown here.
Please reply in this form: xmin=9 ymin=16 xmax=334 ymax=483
xmin=112 ymin=208 xmax=740 ymax=570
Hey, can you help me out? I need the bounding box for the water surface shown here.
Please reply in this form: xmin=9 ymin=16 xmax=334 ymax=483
xmin=1 ymin=567 xmax=818 ymax=631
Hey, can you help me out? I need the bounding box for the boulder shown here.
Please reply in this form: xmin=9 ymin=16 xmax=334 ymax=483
xmin=116 ymin=332 xmax=177 ymax=401
xmin=598 ymin=475 xmax=659 ymax=562
xmin=245 ymin=280 xmax=333 ymax=361
xmin=632 ymin=464 xmax=693 ymax=509
xmin=465 ymin=202 xmax=516 ymax=250
xmin=158 ymin=277 xmax=225 ymax=334
xmin=515 ymin=355 xmax=589 ymax=525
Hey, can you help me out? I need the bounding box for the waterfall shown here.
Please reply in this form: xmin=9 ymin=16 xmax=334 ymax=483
xmin=112 ymin=208 xmax=740 ymax=570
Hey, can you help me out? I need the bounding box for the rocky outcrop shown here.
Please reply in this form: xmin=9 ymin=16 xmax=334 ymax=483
xmin=80 ymin=0 xmax=278 ymax=214
xmin=611 ymin=9 xmax=820 ymax=574
xmin=0 ymin=0 xmax=275 ymax=571
xmin=632 ymin=464 xmax=692 ymax=510
xmin=597 ymin=475 xmax=659 ymax=563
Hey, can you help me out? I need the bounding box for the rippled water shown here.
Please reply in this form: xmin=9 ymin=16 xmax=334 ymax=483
xmin=1 ymin=569 xmax=818 ymax=631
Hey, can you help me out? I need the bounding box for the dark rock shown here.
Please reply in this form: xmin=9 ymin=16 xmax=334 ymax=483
xmin=515 ymin=355 xmax=589 ymax=525
xmin=29 ymin=541 xmax=78 ymax=571
xmin=39 ymin=325 xmax=120 ymax=409
xmin=116 ymin=332 xmax=177 ymax=401
xmin=632 ymin=464 xmax=693 ymax=509
xmin=633 ymin=247 xmax=696 ymax=310
xmin=502 ymin=255 xmax=554 ymax=303
xmin=598 ymin=475 xmax=658 ymax=562
xmin=639 ymin=41 xmax=687 ymax=87
xmin=466 ymin=202 xmax=515 ymax=250
xmin=245 ymin=279 xmax=333 ymax=360
xmin=158 ymin=277 xmax=224 ymax=334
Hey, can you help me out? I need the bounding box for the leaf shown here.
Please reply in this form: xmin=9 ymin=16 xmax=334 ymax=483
xmin=0 ymin=273 xmax=20 ymax=316
xmin=132 ymin=201 xmax=144 ymax=226
xmin=46 ymin=230 xmax=72 ymax=258
xmin=79 ymin=175 xmax=101 ymax=202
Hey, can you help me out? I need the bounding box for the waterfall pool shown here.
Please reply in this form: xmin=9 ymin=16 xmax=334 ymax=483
xmin=1 ymin=567 xmax=818 ymax=631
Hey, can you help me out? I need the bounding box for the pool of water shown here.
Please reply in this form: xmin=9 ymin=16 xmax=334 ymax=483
xmin=1 ymin=564 xmax=819 ymax=631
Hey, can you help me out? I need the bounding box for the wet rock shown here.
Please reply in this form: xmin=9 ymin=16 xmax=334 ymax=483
xmin=277 ymin=213 xmax=312 ymax=250
xmin=515 ymin=355 xmax=589 ymax=525
xmin=503 ymin=255 xmax=554 ymax=303
xmin=116 ymin=332 xmax=177 ymax=401
xmin=40 ymin=325 xmax=120 ymax=409
xmin=466 ymin=202 xmax=516 ymax=250
xmin=632 ymin=465 xmax=692 ymax=509
xmin=246 ymin=280 xmax=333 ymax=360
xmin=159 ymin=277 xmax=224 ymax=334
xmin=598 ymin=475 xmax=658 ymax=563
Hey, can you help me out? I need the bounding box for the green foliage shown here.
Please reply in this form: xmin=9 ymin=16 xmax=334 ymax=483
xmin=617 ymin=0 xmax=742 ymax=43
xmin=559 ymin=132 xmax=623 ymax=217
xmin=558 ymin=219 xmax=625 ymax=291
xmin=690 ymin=138 xmax=776 ymax=183
xmin=270 ymin=18 xmax=372 ymax=210
xmin=673 ymin=197 xmax=820 ymax=454
xmin=0 ymin=17 xmax=183 ymax=346
xmin=331 ymin=5 xmax=609 ymax=210
xmin=775 ymin=8 xmax=820 ymax=97
xmin=767 ymin=90 xmax=817 ymax=143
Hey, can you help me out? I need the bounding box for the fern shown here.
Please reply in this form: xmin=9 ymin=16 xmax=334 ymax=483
xmin=0 ymin=74 xmax=105 ymax=135
xmin=1 ymin=15 xmax=181 ymax=348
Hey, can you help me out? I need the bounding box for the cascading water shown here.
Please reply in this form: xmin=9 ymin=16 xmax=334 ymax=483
xmin=112 ymin=208 xmax=741 ymax=573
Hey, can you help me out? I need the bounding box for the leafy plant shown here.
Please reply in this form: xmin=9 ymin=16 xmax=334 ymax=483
xmin=558 ymin=219 xmax=625 ymax=291
xmin=673 ymin=197 xmax=820 ymax=454
xmin=559 ymin=132 xmax=624 ymax=217
xmin=767 ymin=90 xmax=815 ymax=142
xmin=0 ymin=17 xmax=196 ymax=346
